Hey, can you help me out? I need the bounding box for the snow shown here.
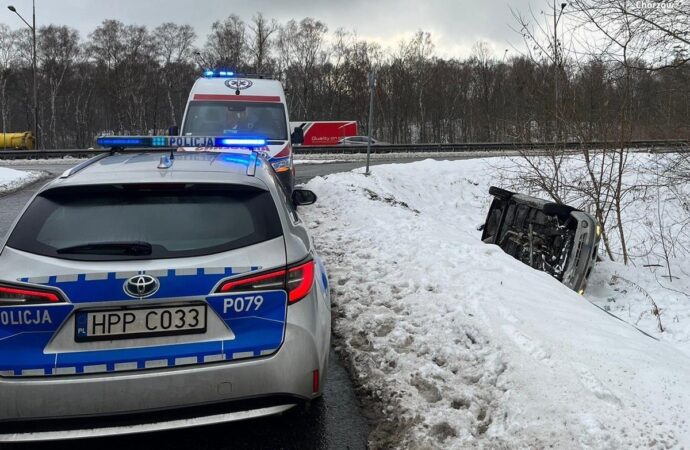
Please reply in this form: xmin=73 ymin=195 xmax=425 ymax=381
xmin=0 ymin=167 xmax=41 ymax=194
xmin=493 ymin=152 xmax=690 ymax=358
xmin=302 ymin=157 xmax=690 ymax=449
xmin=0 ymin=157 xmax=86 ymax=166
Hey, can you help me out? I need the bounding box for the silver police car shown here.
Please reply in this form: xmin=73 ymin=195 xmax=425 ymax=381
xmin=0 ymin=137 xmax=331 ymax=442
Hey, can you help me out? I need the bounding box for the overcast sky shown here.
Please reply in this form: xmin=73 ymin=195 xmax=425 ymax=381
xmin=2 ymin=0 xmax=539 ymax=58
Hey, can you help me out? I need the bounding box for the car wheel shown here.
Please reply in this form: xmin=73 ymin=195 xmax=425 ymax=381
xmin=489 ymin=186 xmax=514 ymax=200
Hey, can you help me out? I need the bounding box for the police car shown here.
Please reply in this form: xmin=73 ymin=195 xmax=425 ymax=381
xmin=0 ymin=137 xmax=330 ymax=442
xmin=178 ymin=70 xmax=303 ymax=191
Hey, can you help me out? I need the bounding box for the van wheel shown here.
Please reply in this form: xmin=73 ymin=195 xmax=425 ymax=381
xmin=489 ymin=186 xmax=513 ymax=200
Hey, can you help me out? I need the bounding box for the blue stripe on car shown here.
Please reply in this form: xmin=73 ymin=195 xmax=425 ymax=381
xmin=19 ymin=267 xmax=260 ymax=303
xmin=0 ymin=270 xmax=291 ymax=377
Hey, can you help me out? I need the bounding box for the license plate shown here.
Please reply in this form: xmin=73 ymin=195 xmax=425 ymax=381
xmin=75 ymin=304 xmax=207 ymax=342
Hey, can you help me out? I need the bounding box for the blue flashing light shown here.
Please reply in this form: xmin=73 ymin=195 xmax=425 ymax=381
xmin=220 ymin=154 xmax=251 ymax=166
xmin=96 ymin=137 xmax=147 ymax=147
xmin=220 ymin=138 xmax=266 ymax=146
xmin=152 ymin=136 xmax=168 ymax=147
xmin=202 ymin=69 xmax=236 ymax=78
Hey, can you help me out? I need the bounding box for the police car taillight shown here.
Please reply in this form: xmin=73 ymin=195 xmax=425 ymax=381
xmin=217 ymin=260 xmax=315 ymax=304
xmin=286 ymin=261 xmax=315 ymax=303
xmin=0 ymin=284 xmax=63 ymax=305
xmin=219 ymin=269 xmax=287 ymax=294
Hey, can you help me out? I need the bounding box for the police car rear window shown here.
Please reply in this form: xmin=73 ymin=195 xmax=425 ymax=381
xmin=7 ymin=184 xmax=282 ymax=261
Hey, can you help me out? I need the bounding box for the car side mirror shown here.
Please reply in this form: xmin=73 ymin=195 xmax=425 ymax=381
xmin=292 ymin=189 xmax=317 ymax=206
xmin=291 ymin=126 xmax=304 ymax=145
xmin=168 ymin=125 xmax=179 ymax=136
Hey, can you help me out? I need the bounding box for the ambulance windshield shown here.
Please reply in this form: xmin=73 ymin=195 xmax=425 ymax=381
xmin=182 ymin=101 xmax=288 ymax=141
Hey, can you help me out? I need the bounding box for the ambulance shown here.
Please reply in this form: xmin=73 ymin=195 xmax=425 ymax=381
xmin=179 ymin=71 xmax=301 ymax=191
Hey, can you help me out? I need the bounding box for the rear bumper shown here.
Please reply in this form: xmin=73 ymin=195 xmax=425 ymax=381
xmin=0 ymin=323 xmax=324 ymax=439
xmin=0 ymin=400 xmax=296 ymax=442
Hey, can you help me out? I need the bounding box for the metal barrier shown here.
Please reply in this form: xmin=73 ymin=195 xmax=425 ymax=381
xmin=0 ymin=140 xmax=688 ymax=160
xmin=293 ymin=140 xmax=689 ymax=154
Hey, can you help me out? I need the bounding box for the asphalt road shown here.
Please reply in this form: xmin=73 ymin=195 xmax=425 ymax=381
xmin=0 ymin=161 xmax=369 ymax=450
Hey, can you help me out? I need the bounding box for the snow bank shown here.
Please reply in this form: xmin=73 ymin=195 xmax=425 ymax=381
xmin=303 ymin=158 xmax=690 ymax=449
xmin=0 ymin=167 xmax=41 ymax=194
xmin=492 ymin=152 xmax=690 ymax=358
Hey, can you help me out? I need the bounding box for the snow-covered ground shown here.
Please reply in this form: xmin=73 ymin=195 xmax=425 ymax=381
xmin=303 ymin=157 xmax=690 ymax=449
xmin=0 ymin=156 xmax=86 ymax=166
xmin=0 ymin=167 xmax=42 ymax=195
xmin=492 ymin=152 xmax=690 ymax=358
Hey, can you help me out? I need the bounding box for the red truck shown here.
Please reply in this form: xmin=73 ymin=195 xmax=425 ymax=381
xmin=290 ymin=121 xmax=358 ymax=146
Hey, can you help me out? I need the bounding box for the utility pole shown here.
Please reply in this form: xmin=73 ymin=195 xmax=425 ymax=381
xmin=554 ymin=1 xmax=566 ymax=142
xmin=365 ymin=71 xmax=376 ymax=176
xmin=32 ymin=0 xmax=36 ymax=149
xmin=8 ymin=0 xmax=38 ymax=149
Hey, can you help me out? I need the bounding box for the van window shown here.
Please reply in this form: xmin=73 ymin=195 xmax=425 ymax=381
xmin=183 ymin=101 xmax=288 ymax=140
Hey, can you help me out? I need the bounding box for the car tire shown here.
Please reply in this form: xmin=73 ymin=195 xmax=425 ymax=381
xmin=489 ymin=186 xmax=513 ymax=200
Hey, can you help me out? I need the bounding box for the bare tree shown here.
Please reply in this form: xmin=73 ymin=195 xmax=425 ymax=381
xmin=569 ymin=0 xmax=690 ymax=70
xmin=154 ymin=23 xmax=196 ymax=65
xmin=275 ymin=18 xmax=328 ymax=118
xmin=248 ymin=13 xmax=277 ymax=73
xmin=0 ymin=25 xmax=17 ymax=142
xmin=204 ymin=15 xmax=247 ymax=69
xmin=153 ymin=23 xmax=197 ymax=125
xmin=39 ymin=25 xmax=80 ymax=149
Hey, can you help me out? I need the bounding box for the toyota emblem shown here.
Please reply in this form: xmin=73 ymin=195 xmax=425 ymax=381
xmin=124 ymin=274 xmax=160 ymax=298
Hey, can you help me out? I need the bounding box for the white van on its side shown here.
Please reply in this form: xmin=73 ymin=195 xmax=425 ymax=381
xmin=180 ymin=71 xmax=301 ymax=190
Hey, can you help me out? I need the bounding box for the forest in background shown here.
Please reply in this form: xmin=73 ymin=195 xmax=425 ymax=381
xmin=0 ymin=0 xmax=687 ymax=149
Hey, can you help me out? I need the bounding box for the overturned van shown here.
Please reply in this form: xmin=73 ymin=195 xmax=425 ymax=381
xmin=481 ymin=187 xmax=601 ymax=293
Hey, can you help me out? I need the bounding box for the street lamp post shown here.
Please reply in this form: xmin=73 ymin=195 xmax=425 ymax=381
xmin=365 ymin=72 xmax=376 ymax=176
xmin=8 ymin=1 xmax=37 ymax=149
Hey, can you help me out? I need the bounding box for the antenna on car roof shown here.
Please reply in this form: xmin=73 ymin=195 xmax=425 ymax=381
xmin=193 ymin=51 xmax=211 ymax=71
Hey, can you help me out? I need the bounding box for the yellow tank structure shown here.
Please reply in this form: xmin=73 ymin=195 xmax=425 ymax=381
xmin=0 ymin=132 xmax=35 ymax=150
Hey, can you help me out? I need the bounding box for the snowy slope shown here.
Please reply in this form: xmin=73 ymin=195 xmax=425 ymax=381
xmin=0 ymin=167 xmax=40 ymax=195
xmin=493 ymin=152 xmax=690 ymax=358
xmin=303 ymin=159 xmax=690 ymax=449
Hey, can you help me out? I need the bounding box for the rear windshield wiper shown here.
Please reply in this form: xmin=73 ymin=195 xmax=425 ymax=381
xmin=56 ymin=241 xmax=153 ymax=256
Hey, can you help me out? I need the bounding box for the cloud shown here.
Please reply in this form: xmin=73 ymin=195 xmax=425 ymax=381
xmin=3 ymin=0 xmax=536 ymax=58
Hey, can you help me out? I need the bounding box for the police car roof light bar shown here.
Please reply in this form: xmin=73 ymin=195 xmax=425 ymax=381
xmin=95 ymin=136 xmax=268 ymax=150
